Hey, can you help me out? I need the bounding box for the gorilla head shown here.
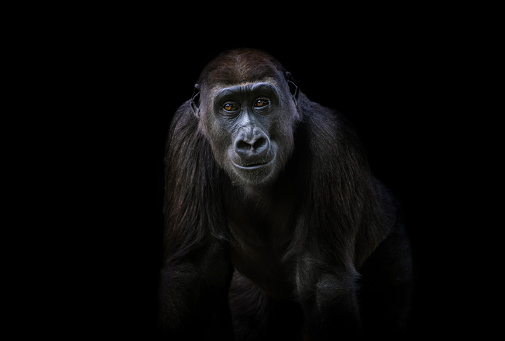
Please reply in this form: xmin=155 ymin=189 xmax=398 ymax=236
xmin=190 ymin=49 xmax=301 ymax=187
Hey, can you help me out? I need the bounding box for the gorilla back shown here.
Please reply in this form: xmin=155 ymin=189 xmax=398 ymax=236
xmin=160 ymin=48 xmax=413 ymax=340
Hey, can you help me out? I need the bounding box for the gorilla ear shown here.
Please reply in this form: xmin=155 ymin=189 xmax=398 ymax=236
xmin=190 ymin=83 xmax=201 ymax=118
xmin=285 ymin=72 xmax=300 ymax=105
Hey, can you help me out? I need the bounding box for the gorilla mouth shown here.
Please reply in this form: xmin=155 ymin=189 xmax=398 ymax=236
xmin=232 ymin=158 xmax=274 ymax=170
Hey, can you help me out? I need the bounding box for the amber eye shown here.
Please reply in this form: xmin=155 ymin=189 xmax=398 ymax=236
xmin=254 ymin=99 xmax=269 ymax=108
xmin=223 ymin=102 xmax=238 ymax=112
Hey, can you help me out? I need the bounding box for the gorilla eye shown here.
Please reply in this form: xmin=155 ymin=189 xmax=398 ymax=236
xmin=253 ymin=99 xmax=270 ymax=108
xmin=223 ymin=102 xmax=239 ymax=112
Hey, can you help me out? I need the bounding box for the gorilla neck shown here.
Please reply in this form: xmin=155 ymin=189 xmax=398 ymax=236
xmin=223 ymin=168 xmax=299 ymax=228
xmin=238 ymin=182 xmax=275 ymax=203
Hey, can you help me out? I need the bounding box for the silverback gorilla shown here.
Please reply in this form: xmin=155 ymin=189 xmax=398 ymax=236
xmin=160 ymin=49 xmax=413 ymax=340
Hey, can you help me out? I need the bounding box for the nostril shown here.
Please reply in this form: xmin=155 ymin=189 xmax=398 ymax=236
xmin=236 ymin=140 xmax=251 ymax=152
xmin=252 ymin=137 xmax=267 ymax=152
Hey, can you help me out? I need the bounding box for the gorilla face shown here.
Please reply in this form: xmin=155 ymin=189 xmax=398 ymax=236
xmin=199 ymin=78 xmax=299 ymax=187
xmin=190 ymin=50 xmax=301 ymax=188
xmin=214 ymin=82 xmax=279 ymax=180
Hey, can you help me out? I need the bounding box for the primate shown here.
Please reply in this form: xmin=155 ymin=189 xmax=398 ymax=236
xmin=159 ymin=48 xmax=413 ymax=340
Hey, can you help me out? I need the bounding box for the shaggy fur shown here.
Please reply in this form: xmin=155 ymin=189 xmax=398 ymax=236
xmin=160 ymin=49 xmax=413 ymax=340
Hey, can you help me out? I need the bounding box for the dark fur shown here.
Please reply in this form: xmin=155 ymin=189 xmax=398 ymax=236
xmin=160 ymin=49 xmax=413 ymax=340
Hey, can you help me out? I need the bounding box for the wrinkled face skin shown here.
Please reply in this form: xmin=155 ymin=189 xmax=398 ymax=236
xmin=198 ymin=76 xmax=299 ymax=188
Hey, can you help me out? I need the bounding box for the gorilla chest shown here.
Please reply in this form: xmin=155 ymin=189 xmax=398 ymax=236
xmin=225 ymin=194 xmax=297 ymax=297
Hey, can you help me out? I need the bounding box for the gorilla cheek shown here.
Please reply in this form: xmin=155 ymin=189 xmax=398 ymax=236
xmin=201 ymin=113 xmax=231 ymax=168
xmin=270 ymin=120 xmax=295 ymax=168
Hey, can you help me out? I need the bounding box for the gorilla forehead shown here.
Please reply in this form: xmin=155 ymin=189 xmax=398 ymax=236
xmin=198 ymin=48 xmax=286 ymax=87
xmin=213 ymin=82 xmax=280 ymax=103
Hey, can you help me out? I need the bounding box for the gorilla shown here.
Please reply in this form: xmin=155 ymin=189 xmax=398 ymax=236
xmin=159 ymin=48 xmax=413 ymax=340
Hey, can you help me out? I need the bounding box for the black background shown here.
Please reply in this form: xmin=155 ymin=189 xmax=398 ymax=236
xmin=23 ymin=6 xmax=495 ymax=339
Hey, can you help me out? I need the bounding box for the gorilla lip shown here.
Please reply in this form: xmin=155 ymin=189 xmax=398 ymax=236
xmin=232 ymin=158 xmax=274 ymax=170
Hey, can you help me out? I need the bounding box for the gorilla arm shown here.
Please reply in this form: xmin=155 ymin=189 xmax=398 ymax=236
xmin=159 ymin=239 xmax=233 ymax=338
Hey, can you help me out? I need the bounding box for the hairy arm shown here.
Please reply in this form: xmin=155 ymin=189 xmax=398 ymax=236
xmin=159 ymin=240 xmax=233 ymax=338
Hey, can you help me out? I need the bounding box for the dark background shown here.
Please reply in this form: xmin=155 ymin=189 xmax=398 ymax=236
xmin=25 ymin=7 xmax=494 ymax=339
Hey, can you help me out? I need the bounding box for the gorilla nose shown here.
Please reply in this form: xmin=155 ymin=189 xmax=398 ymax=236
xmin=235 ymin=128 xmax=270 ymax=164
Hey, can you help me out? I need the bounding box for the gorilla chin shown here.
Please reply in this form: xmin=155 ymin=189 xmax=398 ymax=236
xmin=231 ymin=156 xmax=276 ymax=184
xmin=232 ymin=158 xmax=275 ymax=184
